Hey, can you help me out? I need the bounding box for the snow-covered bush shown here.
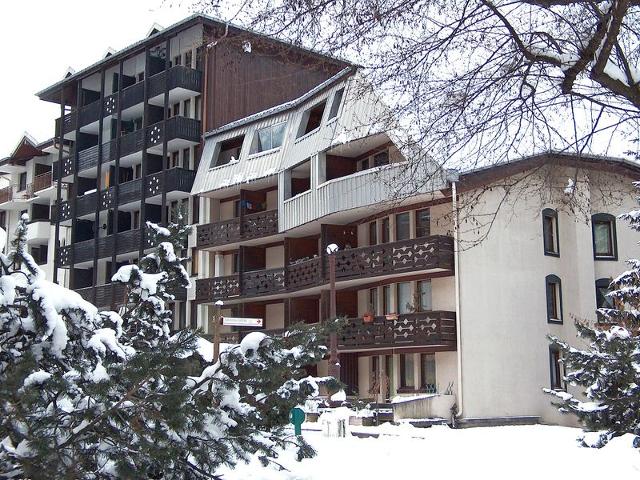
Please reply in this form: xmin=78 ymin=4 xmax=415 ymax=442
xmin=0 ymin=214 xmax=335 ymax=478
xmin=546 ymin=183 xmax=640 ymax=449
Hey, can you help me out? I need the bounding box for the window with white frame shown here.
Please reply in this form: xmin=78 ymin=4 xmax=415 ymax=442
xmin=252 ymin=122 xmax=286 ymax=153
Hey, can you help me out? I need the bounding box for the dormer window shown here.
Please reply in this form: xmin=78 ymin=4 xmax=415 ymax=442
xmin=328 ymin=88 xmax=345 ymax=120
xmin=251 ymin=123 xmax=286 ymax=154
xmin=297 ymin=101 xmax=326 ymax=138
xmin=374 ymin=150 xmax=389 ymax=167
xmin=211 ymin=135 xmax=244 ymax=168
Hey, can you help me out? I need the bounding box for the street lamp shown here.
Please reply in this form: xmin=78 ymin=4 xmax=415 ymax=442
xmin=326 ymin=243 xmax=340 ymax=380
xmin=213 ymin=299 xmax=224 ymax=362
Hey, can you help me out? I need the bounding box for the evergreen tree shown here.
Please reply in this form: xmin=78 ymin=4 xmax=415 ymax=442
xmin=546 ymin=184 xmax=640 ymax=449
xmin=0 ymin=214 xmax=336 ymax=478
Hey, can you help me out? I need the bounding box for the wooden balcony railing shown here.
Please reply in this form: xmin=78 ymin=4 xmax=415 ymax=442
xmin=196 ymin=235 xmax=454 ymax=301
xmin=0 ymin=186 xmax=12 ymax=204
xmin=57 ymin=167 xmax=196 ymax=222
xmin=216 ymin=312 xmax=456 ymax=351
xmin=76 ymin=281 xmax=186 ymax=309
xmin=196 ymin=209 xmax=278 ymax=248
xmin=58 ymin=228 xmax=152 ymax=267
xmin=338 ymin=311 xmax=456 ymax=350
xmin=56 ymin=67 xmax=202 ymax=134
xmin=30 ymin=171 xmax=53 ymax=193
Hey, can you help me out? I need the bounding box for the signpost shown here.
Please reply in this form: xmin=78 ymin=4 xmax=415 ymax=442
xmin=289 ymin=407 xmax=305 ymax=436
xmin=222 ymin=317 xmax=263 ymax=327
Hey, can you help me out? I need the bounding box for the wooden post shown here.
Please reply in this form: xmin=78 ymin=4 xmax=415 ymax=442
xmin=213 ymin=300 xmax=223 ymax=362
xmin=327 ymin=244 xmax=340 ymax=380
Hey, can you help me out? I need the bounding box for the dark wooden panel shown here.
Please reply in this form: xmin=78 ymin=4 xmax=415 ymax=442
xmin=205 ymin=39 xmax=344 ymax=130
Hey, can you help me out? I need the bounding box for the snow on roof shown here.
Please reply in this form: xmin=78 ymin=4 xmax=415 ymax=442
xmin=146 ymin=23 xmax=164 ymax=38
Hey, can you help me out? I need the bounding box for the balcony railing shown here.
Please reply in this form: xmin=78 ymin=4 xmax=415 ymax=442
xmin=338 ymin=311 xmax=457 ymax=351
xmin=56 ymin=67 xmax=202 ymax=133
xmin=196 ymin=209 xmax=279 ymax=249
xmin=195 ymin=235 xmax=454 ymax=301
xmin=0 ymin=186 xmax=12 ymax=204
xmin=57 ymin=167 xmax=196 ymax=222
xmin=75 ymin=281 xmax=185 ymax=308
xmin=54 ymin=116 xmax=201 ymax=177
xmin=58 ymin=228 xmax=152 ymax=267
xmin=30 ymin=171 xmax=53 ymax=194
xmin=216 ymin=312 xmax=456 ymax=351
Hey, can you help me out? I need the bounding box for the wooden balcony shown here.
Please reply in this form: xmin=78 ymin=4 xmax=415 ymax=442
xmin=76 ymin=282 xmax=186 ymax=309
xmin=215 ymin=312 xmax=456 ymax=352
xmin=0 ymin=186 xmax=12 ymax=204
xmin=195 ymin=235 xmax=454 ymax=301
xmin=56 ymin=66 xmax=202 ymax=133
xmin=30 ymin=171 xmax=53 ymax=193
xmin=338 ymin=311 xmax=456 ymax=351
xmin=54 ymin=117 xmax=201 ymax=177
xmin=57 ymin=167 xmax=196 ymax=222
xmin=196 ymin=209 xmax=279 ymax=249
xmin=58 ymin=228 xmax=151 ymax=267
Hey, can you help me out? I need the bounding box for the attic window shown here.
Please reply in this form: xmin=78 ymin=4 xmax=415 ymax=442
xmin=211 ymin=135 xmax=244 ymax=168
xmin=251 ymin=123 xmax=286 ymax=153
xmin=297 ymin=101 xmax=326 ymax=138
xmin=328 ymin=88 xmax=345 ymax=120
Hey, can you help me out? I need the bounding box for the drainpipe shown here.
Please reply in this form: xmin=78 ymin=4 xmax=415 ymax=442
xmin=448 ymin=169 xmax=463 ymax=421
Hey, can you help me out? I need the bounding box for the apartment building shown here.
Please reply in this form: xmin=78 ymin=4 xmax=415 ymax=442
xmin=29 ymin=14 xmax=639 ymax=425
xmin=36 ymin=14 xmax=346 ymax=315
xmin=0 ymin=134 xmax=68 ymax=283
xmin=190 ymin=63 xmax=640 ymax=425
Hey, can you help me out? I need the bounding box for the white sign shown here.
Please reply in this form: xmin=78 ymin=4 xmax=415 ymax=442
xmin=222 ymin=317 xmax=263 ymax=327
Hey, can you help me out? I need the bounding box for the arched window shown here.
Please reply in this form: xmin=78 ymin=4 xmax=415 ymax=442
xmin=591 ymin=213 xmax=617 ymax=260
xmin=545 ymin=274 xmax=563 ymax=324
xmin=542 ymin=208 xmax=559 ymax=256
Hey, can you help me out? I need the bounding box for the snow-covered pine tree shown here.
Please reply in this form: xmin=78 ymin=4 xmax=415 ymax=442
xmin=1 ymin=214 xmax=337 ymax=478
xmin=546 ymin=183 xmax=640 ymax=449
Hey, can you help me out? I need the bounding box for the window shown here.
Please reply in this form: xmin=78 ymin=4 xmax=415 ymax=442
xmin=190 ymin=301 xmax=198 ymax=329
xmin=369 ymin=221 xmax=377 ymax=245
xmin=233 ymin=200 xmax=241 ymax=218
xmin=545 ymin=274 xmax=563 ymax=323
xmin=183 ymin=99 xmax=191 ymax=117
xmin=172 ymin=102 xmax=180 ymax=117
xmin=232 ymin=253 xmax=240 ymax=274
xmin=133 ymin=210 xmax=140 ymax=230
xmin=170 ymin=151 xmax=179 ymax=168
xmin=595 ymin=278 xmax=614 ymax=309
xmin=421 ymin=354 xmax=436 ymax=392
xmin=211 ymin=135 xmax=244 ymax=168
xmin=369 ymin=288 xmax=378 ymax=315
xmin=173 ymin=54 xmax=182 ymax=66
xmin=400 ymin=354 xmax=415 ymax=389
xmin=549 ymin=346 xmax=564 ymax=391
xmin=179 ymin=302 xmax=187 ymax=330
xmin=542 ymin=208 xmax=559 ymax=256
xmin=185 ymin=50 xmax=193 ymax=68
xmin=252 ymin=123 xmax=286 ymax=153
xmin=373 ymin=150 xmax=389 ymax=167
xmin=358 ymin=158 xmax=370 ymax=171
xmin=418 ymin=280 xmax=432 ymax=311
xmin=328 ymin=88 xmax=345 ymax=119
xmin=183 ymin=148 xmax=191 ymax=168
xmin=416 ymin=209 xmax=430 ymax=238
xmin=194 ymin=96 xmax=201 ymax=121
xmin=592 ymin=213 xmax=617 ymax=260
xmin=134 ymin=163 xmax=142 ymax=179
xmin=383 ymin=285 xmax=392 ymax=315
xmin=382 ymin=217 xmax=390 ymax=243
xmin=397 ymin=282 xmax=412 ymax=314
xmin=396 ymin=212 xmax=410 ymax=241
xmin=297 ymin=101 xmax=326 ymax=137
xmin=191 ymin=247 xmax=199 ymax=276
xmin=192 ymin=195 xmax=200 ymax=224
xmin=18 ymin=172 xmax=27 ymax=192
xmin=0 ymin=211 xmax=6 ymax=230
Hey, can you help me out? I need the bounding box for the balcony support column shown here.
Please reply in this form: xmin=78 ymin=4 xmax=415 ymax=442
xmin=53 ymin=90 xmax=66 ymax=284
xmin=138 ymin=47 xmax=151 ymax=259
xmin=110 ymin=59 xmax=125 ymax=309
xmin=92 ymin=69 xmax=106 ymax=298
xmin=161 ymin=37 xmax=170 ymax=226
xmin=69 ymin=81 xmax=83 ymax=290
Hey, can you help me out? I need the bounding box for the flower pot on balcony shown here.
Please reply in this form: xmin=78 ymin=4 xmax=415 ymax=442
xmin=363 ymin=313 xmax=374 ymax=323
xmin=385 ymin=313 xmax=399 ymax=321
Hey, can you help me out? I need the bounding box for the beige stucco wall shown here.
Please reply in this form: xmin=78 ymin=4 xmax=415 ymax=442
xmin=456 ymin=168 xmax=638 ymax=424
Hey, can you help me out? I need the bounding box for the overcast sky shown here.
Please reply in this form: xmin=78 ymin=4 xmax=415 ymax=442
xmin=0 ymin=0 xmax=196 ymax=155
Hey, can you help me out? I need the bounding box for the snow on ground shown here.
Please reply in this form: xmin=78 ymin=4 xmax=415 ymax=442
xmin=218 ymin=424 xmax=640 ymax=479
